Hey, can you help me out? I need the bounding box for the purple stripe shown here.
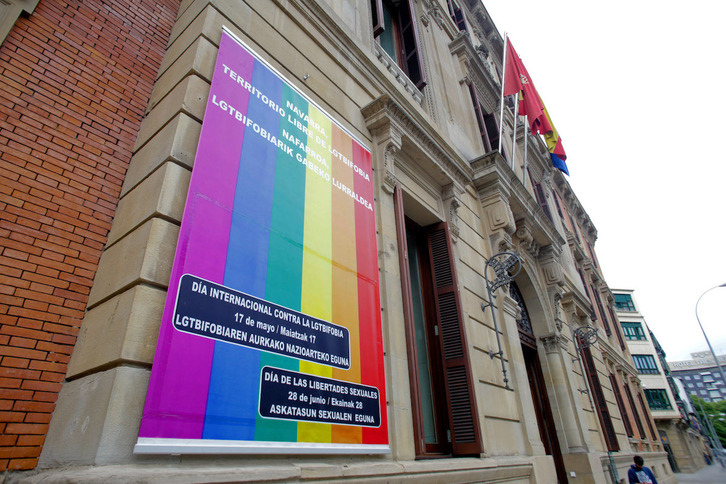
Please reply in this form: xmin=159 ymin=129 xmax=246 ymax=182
xmin=139 ymin=32 xmax=255 ymax=438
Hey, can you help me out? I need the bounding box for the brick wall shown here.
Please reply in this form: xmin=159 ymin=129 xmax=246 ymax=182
xmin=0 ymin=0 xmax=179 ymax=471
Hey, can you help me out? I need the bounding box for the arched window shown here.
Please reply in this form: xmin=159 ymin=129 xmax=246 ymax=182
xmin=510 ymin=282 xmax=535 ymax=347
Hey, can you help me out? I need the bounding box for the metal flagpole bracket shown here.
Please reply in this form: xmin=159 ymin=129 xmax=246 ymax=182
xmin=482 ymin=251 xmax=522 ymax=390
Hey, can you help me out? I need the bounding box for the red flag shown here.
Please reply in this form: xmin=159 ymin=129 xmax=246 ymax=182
xmin=503 ymin=39 xmax=548 ymax=135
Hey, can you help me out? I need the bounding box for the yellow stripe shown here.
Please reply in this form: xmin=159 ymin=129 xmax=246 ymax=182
xmin=298 ymin=106 xmax=333 ymax=443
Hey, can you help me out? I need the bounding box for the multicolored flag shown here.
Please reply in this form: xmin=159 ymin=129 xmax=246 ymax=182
xmin=503 ymin=39 xmax=546 ymax=135
xmin=542 ymin=106 xmax=569 ymax=175
xmin=502 ymin=38 xmax=569 ymax=175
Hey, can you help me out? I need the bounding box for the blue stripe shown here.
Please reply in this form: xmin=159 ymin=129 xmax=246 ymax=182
xmin=550 ymin=153 xmax=569 ymax=175
xmin=203 ymin=60 xmax=283 ymax=440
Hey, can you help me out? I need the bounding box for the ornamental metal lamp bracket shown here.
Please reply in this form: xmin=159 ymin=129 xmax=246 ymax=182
xmin=481 ymin=251 xmax=521 ymax=390
xmin=572 ymin=325 xmax=599 ymax=410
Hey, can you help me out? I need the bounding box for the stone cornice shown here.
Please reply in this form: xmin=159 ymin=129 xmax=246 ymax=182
xmin=553 ymin=170 xmax=598 ymax=243
xmin=560 ymin=280 xmax=593 ymax=323
xmin=362 ymin=95 xmax=472 ymax=188
xmin=472 ymin=152 xmax=565 ymax=251
xmin=420 ymin=0 xmax=460 ymax=40
xmin=600 ymin=338 xmax=638 ymax=375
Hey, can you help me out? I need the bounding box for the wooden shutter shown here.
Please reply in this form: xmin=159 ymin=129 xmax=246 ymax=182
xmin=468 ymin=84 xmax=491 ymax=152
xmin=638 ymin=393 xmax=658 ymax=441
xmin=398 ymin=0 xmax=427 ymax=90
xmin=371 ymin=0 xmax=384 ymax=37
xmin=527 ymin=169 xmax=553 ymax=222
xmin=608 ymin=306 xmax=626 ymax=350
xmin=483 ymin=112 xmax=500 ymax=153
xmin=609 ymin=374 xmax=634 ymax=438
xmin=624 ymin=383 xmax=646 ymax=439
xmin=425 ymin=223 xmax=481 ymax=455
xmin=453 ymin=8 xmax=467 ymax=31
xmin=446 ymin=0 xmax=467 ymax=31
xmin=393 ymin=185 xmax=427 ymax=454
xmin=581 ymin=345 xmax=619 ymax=451
xmin=592 ymin=286 xmax=612 ymax=336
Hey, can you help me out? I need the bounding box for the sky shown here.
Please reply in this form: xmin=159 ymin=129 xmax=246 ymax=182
xmin=481 ymin=0 xmax=726 ymax=361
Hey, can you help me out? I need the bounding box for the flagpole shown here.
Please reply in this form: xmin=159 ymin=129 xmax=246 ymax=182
xmin=497 ymin=33 xmax=508 ymax=159
xmin=510 ymin=95 xmax=518 ymax=169
xmin=523 ymin=115 xmax=528 ymax=187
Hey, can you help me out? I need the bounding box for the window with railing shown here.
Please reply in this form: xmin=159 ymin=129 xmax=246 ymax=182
xmin=621 ymin=322 xmax=646 ymax=340
xmin=371 ymin=0 xmax=427 ymax=90
xmin=633 ymin=354 xmax=659 ymax=374
xmin=614 ymin=293 xmax=636 ymax=311
xmin=644 ymin=389 xmax=672 ymax=410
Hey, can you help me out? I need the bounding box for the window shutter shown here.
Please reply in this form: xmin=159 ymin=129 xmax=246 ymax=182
xmin=446 ymin=0 xmax=467 ymax=31
xmin=468 ymin=85 xmax=491 ymax=152
xmin=527 ymin=169 xmax=553 ymax=222
xmin=624 ymin=383 xmax=646 ymax=439
xmin=609 ymin=374 xmax=634 ymax=438
xmin=638 ymin=393 xmax=658 ymax=441
xmin=483 ymin=112 xmax=500 ymax=154
xmin=398 ymin=1 xmax=427 ymax=90
xmin=425 ymin=223 xmax=481 ymax=455
xmin=453 ymin=7 xmax=467 ymax=31
xmin=393 ymin=185 xmax=427 ymax=454
xmin=592 ymin=286 xmax=612 ymax=336
xmin=581 ymin=345 xmax=619 ymax=451
xmin=371 ymin=0 xmax=384 ymax=37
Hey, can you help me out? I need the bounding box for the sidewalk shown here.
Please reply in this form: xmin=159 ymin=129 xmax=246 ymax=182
xmin=676 ymin=463 xmax=726 ymax=484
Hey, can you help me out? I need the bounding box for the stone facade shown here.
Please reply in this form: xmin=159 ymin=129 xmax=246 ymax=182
xmin=2 ymin=1 xmax=674 ymax=482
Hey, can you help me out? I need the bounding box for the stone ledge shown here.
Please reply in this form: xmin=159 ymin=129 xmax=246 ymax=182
xmin=12 ymin=457 xmax=534 ymax=484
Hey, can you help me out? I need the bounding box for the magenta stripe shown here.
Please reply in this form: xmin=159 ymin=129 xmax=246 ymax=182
xmin=139 ymin=32 xmax=255 ymax=438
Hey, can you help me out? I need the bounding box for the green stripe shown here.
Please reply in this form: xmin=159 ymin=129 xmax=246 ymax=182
xmin=254 ymin=86 xmax=308 ymax=442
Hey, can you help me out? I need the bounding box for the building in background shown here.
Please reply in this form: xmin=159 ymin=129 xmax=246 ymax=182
xmin=615 ymin=289 xmax=707 ymax=473
xmin=670 ymin=352 xmax=726 ymax=403
xmin=1 ymin=1 xmax=672 ymax=482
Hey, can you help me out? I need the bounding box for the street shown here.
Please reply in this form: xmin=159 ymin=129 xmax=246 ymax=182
xmin=676 ymin=464 xmax=726 ymax=484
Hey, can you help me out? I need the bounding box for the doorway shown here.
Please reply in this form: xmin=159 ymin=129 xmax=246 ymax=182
xmin=511 ymin=282 xmax=568 ymax=483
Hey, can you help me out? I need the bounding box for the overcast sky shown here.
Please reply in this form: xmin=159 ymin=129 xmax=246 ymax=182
xmin=481 ymin=0 xmax=726 ymax=361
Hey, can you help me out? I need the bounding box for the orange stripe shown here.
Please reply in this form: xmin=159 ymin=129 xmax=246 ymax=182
xmin=331 ymin=125 xmax=362 ymax=443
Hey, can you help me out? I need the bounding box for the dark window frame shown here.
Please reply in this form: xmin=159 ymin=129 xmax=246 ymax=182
xmin=527 ymin=169 xmax=553 ymax=222
xmin=632 ymin=354 xmax=659 ymax=375
xmin=609 ymin=374 xmax=634 ymax=438
xmin=591 ymin=285 xmax=612 ymax=336
xmin=644 ymin=389 xmax=673 ymax=410
xmin=614 ymin=293 xmax=636 ymax=312
xmin=467 ymin=84 xmax=499 ymax=153
xmin=394 ymin=184 xmax=481 ymax=458
xmin=624 ymin=383 xmax=646 ymax=439
xmin=621 ymin=321 xmax=646 ymax=341
xmin=446 ymin=0 xmax=467 ymax=31
xmin=580 ymin=344 xmax=619 ymax=451
xmin=637 ymin=392 xmax=658 ymax=440
xmin=371 ymin=0 xmax=427 ymax=90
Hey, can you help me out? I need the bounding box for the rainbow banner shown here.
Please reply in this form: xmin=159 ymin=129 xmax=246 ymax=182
xmin=135 ymin=29 xmax=388 ymax=454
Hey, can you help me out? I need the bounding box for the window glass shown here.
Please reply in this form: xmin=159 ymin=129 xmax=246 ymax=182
xmin=614 ymin=293 xmax=636 ymax=311
xmin=621 ymin=322 xmax=646 ymax=340
xmin=644 ymin=389 xmax=672 ymax=410
xmin=379 ymin=3 xmax=398 ymax=62
xmin=632 ymin=354 xmax=658 ymax=374
xmin=406 ymin=230 xmax=437 ymax=444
